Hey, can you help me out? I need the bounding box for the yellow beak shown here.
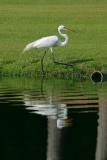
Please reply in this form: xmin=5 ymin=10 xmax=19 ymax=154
xmin=65 ymin=27 xmax=75 ymax=32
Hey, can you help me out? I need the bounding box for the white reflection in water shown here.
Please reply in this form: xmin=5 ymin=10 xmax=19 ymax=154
xmin=24 ymin=94 xmax=71 ymax=129
xmin=96 ymin=96 xmax=107 ymax=160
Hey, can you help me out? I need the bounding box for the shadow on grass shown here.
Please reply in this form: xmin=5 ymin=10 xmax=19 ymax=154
xmin=67 ymin=58 xmax=94 ymax=65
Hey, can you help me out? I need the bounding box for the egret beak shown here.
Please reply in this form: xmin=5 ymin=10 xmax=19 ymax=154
xmin=65 ymin=27 xmax=75 ymax=32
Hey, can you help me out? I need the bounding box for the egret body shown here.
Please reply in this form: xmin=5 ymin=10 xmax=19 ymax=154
xmin=23 ymin=25 xmax=74 ymax=74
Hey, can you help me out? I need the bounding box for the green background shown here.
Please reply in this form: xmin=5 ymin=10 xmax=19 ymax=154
xmin=0 ymin=0 xmax=107 ymax=77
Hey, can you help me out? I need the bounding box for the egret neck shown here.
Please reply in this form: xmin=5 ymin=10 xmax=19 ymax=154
xmin=58 ymin=27 xmax=69 ymax=47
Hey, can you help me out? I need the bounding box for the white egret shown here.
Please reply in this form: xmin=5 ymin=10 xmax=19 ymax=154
xmin=23 ymin=25 xmax=75 ymax=74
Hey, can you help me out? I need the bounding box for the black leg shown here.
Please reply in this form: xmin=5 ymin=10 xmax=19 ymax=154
xmin=41 ymin=51 xmax=46 ymax=75
xmin=51 ymin=52 xmax=73 ymax=67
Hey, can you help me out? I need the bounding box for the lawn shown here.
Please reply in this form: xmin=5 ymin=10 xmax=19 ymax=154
xmin=0 ymin=0 xmax=107 ymax=77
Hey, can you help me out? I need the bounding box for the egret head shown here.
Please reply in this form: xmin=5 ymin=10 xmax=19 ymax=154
xmin=58 ymin=25 xmax=65 ymax=31
xmin=58 ymin=25 xmax=75 ymax=32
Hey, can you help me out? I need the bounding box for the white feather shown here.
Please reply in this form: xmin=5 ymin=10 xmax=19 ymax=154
xmin=23 ymin=25 xmax=71 ymax=54
xmin=23 ymin=36 xmax=59 ymax=53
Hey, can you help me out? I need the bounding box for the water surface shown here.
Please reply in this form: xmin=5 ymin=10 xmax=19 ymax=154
xmin=0 ymin=77 xmax=106 ymax=160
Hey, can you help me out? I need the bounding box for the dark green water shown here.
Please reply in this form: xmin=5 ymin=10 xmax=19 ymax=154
xmin=0 ymin=77 xmax=107 ymax=160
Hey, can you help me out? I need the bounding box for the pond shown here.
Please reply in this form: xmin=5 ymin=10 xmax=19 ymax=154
xmin=0 ymin=77 xmax=107 ymax=160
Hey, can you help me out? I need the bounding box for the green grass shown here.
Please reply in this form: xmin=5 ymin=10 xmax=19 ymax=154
xmin=0 ymin=0 xmax=107 ymax=77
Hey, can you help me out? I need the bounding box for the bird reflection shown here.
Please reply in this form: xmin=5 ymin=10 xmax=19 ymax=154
xmin=23 ymin=77 xmax=72 ymax=160
xmin=24 ymin=94 xmax=72 ymax=129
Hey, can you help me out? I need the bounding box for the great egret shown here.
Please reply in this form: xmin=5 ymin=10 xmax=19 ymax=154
xmin=23 ymin=25 xmax=75 ymax=74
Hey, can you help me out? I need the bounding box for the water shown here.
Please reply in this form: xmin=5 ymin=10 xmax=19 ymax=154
xmin=0 ymin=77 xmax=107 ymax=160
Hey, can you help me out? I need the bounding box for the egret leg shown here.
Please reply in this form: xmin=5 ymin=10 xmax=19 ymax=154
xmin=41 ymin=51 xmax=46 ymax=75
xmin=51 ymin=52 xmax=73 ymax=67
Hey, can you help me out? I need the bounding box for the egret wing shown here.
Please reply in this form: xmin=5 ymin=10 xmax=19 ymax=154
xmin=32 ymin=36 xmax=59 ymax=48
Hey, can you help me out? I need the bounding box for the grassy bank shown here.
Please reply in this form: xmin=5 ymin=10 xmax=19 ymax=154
xmin=0 ymin=0 xmax=107 ymax=77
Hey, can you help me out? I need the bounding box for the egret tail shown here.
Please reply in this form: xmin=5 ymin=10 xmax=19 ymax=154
xmin=23 ymin=42 xmax=34 ymax=53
